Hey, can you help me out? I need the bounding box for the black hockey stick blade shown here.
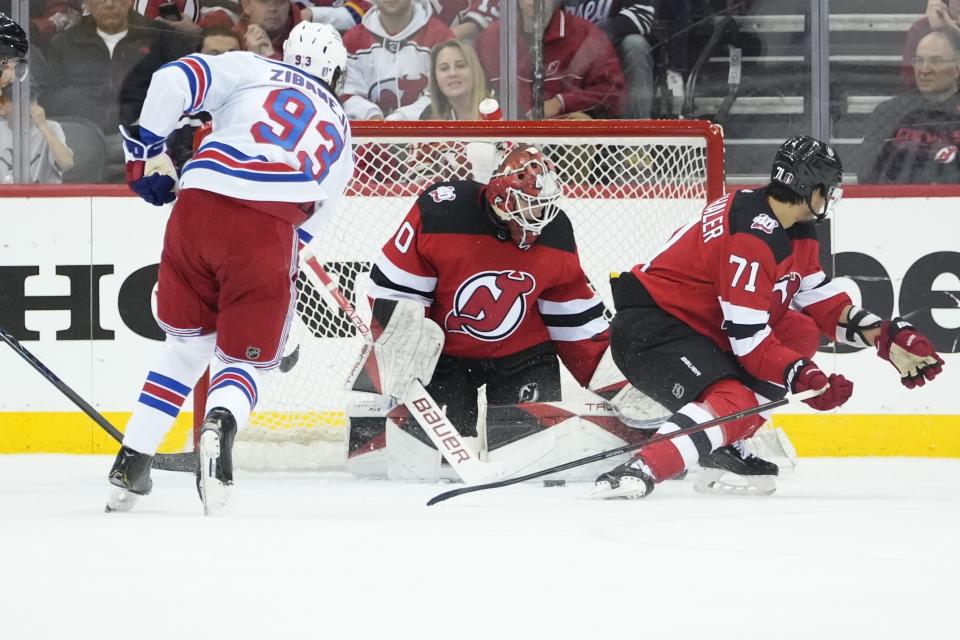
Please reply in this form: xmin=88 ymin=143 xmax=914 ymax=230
xmin=426 ymin=390 xmax=820 ymax=506
xmin=0 ymin=326 xmax=198 ymax=473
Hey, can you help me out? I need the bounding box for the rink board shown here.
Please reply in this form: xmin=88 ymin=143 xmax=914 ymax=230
xmin=0 ymin=186 xmax=958 ymax=456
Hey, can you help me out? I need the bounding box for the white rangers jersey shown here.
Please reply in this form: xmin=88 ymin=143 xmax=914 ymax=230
xmin=135 ymin=51 xmax=354 ymax=231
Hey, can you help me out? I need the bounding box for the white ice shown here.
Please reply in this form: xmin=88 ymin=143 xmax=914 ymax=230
xmin=1 ymin=455 xmax=957 ymax=640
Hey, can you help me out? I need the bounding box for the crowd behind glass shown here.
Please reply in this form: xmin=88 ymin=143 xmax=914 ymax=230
xmin=1 ymin=0 xmax=958 ymax=186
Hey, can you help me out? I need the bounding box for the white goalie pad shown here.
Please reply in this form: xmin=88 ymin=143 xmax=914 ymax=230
xmin=346 ymin=398 xmax=653 ymax=483
xmin=587 ymin=345 xmax=670 ymax=429
xmin=346 ymin=298 xmax=444 ymax=401
xmin=746 ymin=422 xmax=799 ymax=472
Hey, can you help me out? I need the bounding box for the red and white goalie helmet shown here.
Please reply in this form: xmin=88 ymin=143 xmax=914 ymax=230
xmin=485 ymin=146 xmax=562 ymax=248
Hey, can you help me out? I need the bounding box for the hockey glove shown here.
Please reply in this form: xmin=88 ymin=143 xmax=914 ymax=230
xmin=120 ymin=125 xmax=177 ymax=206
xmin=876 ymin=318 xmax=945 ymax=388
xmin=787 ymin=360 xmax=854 ymax=411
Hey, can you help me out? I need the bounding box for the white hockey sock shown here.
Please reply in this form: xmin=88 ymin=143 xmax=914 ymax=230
xmin=658 ymin=402 xmax=725 ymax=468
xmin=205 ymin=360 xmax=260 ymax=430
xmin=123 ymin=334 xmax=216 ymax=455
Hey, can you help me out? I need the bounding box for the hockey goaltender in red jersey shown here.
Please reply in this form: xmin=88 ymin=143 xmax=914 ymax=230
xmin=366 ymin=146 xmax=611 ymax=436
xmin=590 ymin=135 xmax=946 ymax=500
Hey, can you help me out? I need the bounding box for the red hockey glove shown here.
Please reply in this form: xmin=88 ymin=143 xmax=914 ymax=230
xmin=787 ymin=360 xmax=854 ymax=411
xmin=876 ymin=318 xmax=945 ymax=388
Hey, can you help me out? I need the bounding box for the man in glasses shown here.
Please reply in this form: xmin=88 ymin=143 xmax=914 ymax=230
xmin=856 ymin=30 xmax=960 ymax=184
xmin=0 ymin=12 xmax=27 ymax=90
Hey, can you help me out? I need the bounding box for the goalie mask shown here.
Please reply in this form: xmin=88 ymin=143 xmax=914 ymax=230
xmin=283 ymin=22 xmax=347 ymax=96
xmin=485 ymin=146 xmax=562 ymax=249
xmin=770 ymin=135 xmax=844 ymax=223
xmin=0 ymin=12 xmax=28 ymax=87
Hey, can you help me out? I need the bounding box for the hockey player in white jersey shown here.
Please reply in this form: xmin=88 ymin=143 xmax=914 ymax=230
xmin=106 ymin=22 xmax=354 ymax=515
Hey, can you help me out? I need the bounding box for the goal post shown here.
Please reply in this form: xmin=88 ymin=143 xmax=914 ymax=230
xmin=192 ymin=119 xmax=726 ymax=469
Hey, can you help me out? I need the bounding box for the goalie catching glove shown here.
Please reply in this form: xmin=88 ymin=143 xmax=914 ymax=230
xmin=875 ymin=318 xmax=945 ymax=388
xmin=347 ymin=298 xmax=444 ymax=402
xmin=120 ymin=125 xmax=178 ymax=206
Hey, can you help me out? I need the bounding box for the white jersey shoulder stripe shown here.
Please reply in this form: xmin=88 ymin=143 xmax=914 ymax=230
xmin=373 ymin=250 xmax=438 ymax=293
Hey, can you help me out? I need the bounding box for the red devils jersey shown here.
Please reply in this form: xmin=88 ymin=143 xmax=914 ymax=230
xmin=370 ymin=180 xmax=610 ymax=386
xmin=630 ymin=188 xmax=851 ymax=386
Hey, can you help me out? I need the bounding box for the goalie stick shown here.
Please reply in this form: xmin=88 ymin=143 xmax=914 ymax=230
xmin=298 ymin=247 xmax=537 ymax=484
xmin=425 ymin=388 xmax=823 ymax=506
xmin=0 ymin=326 xmax=198 ymax=473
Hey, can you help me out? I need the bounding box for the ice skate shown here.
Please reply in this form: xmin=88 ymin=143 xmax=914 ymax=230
xmin=585 ymin=457 xmax=655 ymax=500
xmin=197 ymin=408 xmax=237 ymax=516
xmin=695 ymin=440 xmax=778 ymax=496
xmin=105 ymin=446 xmax=153 ymax=513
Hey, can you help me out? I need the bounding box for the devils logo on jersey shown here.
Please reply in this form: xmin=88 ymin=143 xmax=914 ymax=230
xmin=768 ymin=271 xmax=803 ymax=323
xmin=445 ymin=270 xmax=537 ymax=341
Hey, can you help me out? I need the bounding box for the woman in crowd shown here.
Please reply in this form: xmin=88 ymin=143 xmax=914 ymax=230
xmin=423 ymin=38 xmax=487 ymax=120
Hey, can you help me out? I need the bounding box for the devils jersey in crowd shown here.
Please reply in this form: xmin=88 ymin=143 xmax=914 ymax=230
xmin=341 ymin=2 xmax=454 ymax=120
xmin=369 ymin=180 xmax=610 ymax=386
xmin=627 ymin=188 xmax=851 ymax=386
xmin=427 ymin=0 xmax=499 ymax=31
xmin=855 ymin=91 xmax=960 ymax=184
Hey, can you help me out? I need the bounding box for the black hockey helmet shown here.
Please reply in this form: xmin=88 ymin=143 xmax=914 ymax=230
xmin=0 ymin=12 xmax=28 ymax=62
xmin=770 ymin=136 xmax=843 ymax=222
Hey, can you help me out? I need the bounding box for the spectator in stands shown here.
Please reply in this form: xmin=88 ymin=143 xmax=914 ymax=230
xmin=857 ymin=30 xmax=960 ymax=184
xmin=475 ymin=0 xmax=625 ymax=119
xmin=563 ymin=1 xmax=656 ymax=119
xmin=424 ymin=0 xmax=498 ymax=42
xmin=0 ymin=85 xmax=74 ymax=183
xmin=300 ymin=1 xmax=369 ymax=34
xmin=422 ymin=38 xmax=486 ymax=119
xmin=200 ymin=23 xmax=242 ymax=54
xmin=341 ymin=0 xmax=453 ymax=120
xmin=236 ymin=0 xmax=304 ymax=58
xmin=136 ymin=0 xmax=203 ymax=38
xmin=42 ymin=0 xmax=193 ymax=180
xmin=902 ymin=0 xmax=960 ymax=88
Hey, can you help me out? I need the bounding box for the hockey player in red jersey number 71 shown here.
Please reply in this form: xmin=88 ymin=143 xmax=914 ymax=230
xmin=105 ymin=22 xmax=354 ymax=515
xmin=590 ymin=136 xmax=946 ymax=500
xmin=366 ymin=146 xmax=611 ymax=438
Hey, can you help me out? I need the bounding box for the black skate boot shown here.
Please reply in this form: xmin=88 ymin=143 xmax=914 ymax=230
xmin=695 ymin=440 xmax=778 ymax=496
xmin=105 ymin=446 xmax=153 ymax=512
xmin=196 ymin=407 xmax=237 ymax=516
xmin=586 ymin=457 xmax=656 ymax=500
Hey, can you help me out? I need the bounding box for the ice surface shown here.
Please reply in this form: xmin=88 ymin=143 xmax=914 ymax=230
xmin=0 ymin=455 xmax=957 ymax=639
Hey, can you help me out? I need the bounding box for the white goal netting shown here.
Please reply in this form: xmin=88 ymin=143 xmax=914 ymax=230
xmin=205 ymin=120 xmax=725 ymax=470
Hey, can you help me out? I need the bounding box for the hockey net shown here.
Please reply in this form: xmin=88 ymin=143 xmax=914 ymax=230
xmin=198 ymin=120 xmax=725 ymax=470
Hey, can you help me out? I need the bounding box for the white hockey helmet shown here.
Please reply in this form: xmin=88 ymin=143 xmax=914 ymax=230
xmin=283 ymin=22 xmax=347 ymax=95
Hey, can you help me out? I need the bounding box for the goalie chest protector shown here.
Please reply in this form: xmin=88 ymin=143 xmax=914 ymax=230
xmin=374 ymin=180 xmax=598 ymax=361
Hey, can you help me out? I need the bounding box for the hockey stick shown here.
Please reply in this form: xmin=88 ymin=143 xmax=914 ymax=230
xmin=298 ymin=249 xmax=528 ymax=484
xmin=0 ymin=326 xmax=198 ymax=473
xmin=425 ymin=388 xmax=822 ymax=506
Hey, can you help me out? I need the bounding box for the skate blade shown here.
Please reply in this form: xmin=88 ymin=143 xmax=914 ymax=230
xmin=199 ymin=431 xmax=231 ymax=516
xmin=693 ymin=469 xmax=777 ymax=496
xmin=582 ymin=477 xmax=650 ymax=500
xmin=105 ymin=485 xmax=139 ymax=513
